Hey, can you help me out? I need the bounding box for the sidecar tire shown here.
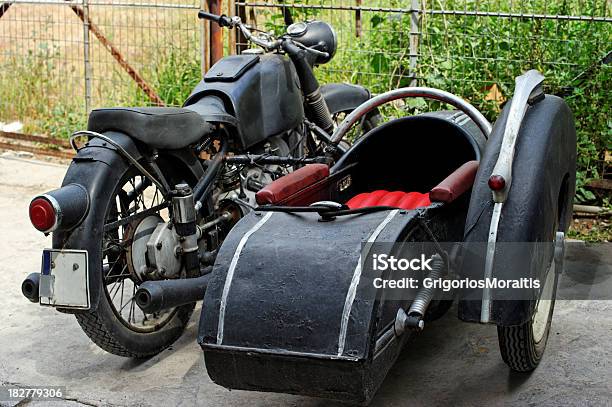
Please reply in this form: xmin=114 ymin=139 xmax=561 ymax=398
xmin=497 ymin=269 xmax=558 ymax=372
xmin=497 ymin=308 xmax=553 ymax=372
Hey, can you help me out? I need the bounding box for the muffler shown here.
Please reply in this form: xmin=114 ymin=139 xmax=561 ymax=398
xmin=22 ymin=272 xmax=41 ymax=303
xmin=135 ymin=273 xmax=211 ymax=314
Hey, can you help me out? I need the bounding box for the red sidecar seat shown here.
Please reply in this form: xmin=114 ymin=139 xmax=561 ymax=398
xmin=346 ymin=190 xmax=431 ymax=210
xmin=256 ymin=160 xmax=479 ymax=209
xmin=346 ymin=160 xmax=479 ymax=210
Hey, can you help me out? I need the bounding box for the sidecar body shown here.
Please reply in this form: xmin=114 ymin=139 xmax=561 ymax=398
xmin=198 ymin=78 xmax=576 ymax=403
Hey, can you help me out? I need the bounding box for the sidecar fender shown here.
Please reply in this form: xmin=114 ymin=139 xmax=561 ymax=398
xmin=459 ymin=95 xmax=576 ymax=326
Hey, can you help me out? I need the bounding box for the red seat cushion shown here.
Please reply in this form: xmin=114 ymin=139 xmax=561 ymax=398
xmin=430 ymin=160 xmax=479 ymax=203
xmin=256 ymin=164 xmax=329 ymax=205
xmin=346 ymin=190 xmax=431 ymax=210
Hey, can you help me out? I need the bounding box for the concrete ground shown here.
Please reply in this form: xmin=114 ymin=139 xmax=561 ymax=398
xmin=0 ymin=155 xmax=610 ymax=407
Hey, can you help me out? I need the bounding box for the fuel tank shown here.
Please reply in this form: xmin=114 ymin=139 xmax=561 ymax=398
xmin=184 ymin=54 xmax=305 ymax=149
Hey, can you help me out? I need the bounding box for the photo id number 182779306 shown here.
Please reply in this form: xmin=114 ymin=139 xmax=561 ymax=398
xmin=0 ymin=386 xmax=65 ymax=401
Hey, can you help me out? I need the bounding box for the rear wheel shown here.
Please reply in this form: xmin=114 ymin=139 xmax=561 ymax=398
xmin=75 ymin=167 xmax=195 ymax=358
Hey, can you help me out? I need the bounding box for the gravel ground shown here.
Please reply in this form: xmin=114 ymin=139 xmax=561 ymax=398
xmin=0 ymin=155 xmax=610 ymax=407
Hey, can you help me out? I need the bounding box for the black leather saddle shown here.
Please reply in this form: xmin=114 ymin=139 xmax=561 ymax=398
xmin=87 ymin=106 xmax=214 ymax=150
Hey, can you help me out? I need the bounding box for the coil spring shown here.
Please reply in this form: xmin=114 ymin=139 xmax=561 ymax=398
xmin=408 ymin=254 xmax=446 ymax=317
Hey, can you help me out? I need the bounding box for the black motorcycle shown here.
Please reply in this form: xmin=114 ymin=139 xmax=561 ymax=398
xmin=21 ymin=10 xmax=378 ymax=357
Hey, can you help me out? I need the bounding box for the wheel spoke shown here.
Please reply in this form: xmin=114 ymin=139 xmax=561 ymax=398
xmin=101 ymin=171 xmax=177 ymax=333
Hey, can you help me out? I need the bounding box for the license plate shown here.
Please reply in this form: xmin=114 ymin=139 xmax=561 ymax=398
xmin=39 ymin=249 xmax=90 ymax=309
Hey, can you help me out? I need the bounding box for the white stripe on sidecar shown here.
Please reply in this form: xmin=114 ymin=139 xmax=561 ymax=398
xmin=337 ymin=209 xmax=400 ymax=356
xmin=217 ymin=211 xmax=273 ymax=345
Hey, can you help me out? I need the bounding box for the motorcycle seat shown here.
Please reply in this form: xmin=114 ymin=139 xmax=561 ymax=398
xmin=87 ymin=106 xmax=214 ymax=150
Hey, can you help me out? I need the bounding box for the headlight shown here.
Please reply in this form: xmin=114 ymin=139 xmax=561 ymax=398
xmin=287 ymin=21 xmax=337 ymax=65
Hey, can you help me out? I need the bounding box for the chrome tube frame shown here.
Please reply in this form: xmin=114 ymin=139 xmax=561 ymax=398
xmin=330 ymin=86 xmax=493 ymax=144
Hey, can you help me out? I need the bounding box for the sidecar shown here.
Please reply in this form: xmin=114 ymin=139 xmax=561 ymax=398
xmin=198 ymin=71 xmax=576 ymax=403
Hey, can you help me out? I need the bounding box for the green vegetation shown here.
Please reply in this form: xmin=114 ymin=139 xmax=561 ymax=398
xmin=0 ymin=1 xmax=609 ymax=212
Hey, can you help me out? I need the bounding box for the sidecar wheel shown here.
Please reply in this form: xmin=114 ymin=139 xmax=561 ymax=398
xmin=497 ymin=255 xmax=559 ymax=372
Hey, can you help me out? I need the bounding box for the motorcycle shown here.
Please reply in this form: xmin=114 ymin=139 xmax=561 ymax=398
xmin=21 ymin=9 xmax=378 ymax=357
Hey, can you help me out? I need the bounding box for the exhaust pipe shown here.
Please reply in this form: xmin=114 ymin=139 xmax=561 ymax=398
xmin=22 ymin=273 xmax=41 ymax=303
xmin=136 ymin=273 xmax=212 ymax=314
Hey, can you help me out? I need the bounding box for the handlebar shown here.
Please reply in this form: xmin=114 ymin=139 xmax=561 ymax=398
xmin=197 ymin=10 xmax=328 ymax=58
xmin=198 ymin=11 xmax=280 ymax=50
xmin=198 ymin=11 xmax=232 ymax=27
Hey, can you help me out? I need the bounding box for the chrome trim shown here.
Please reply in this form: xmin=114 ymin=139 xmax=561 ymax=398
xmin=337 ymin=209 xmax=399 ymax=356
xmin=217 ymin=211 xmax=273 ymax=344
xmin=481 ymin=70 xmax=545 ymax=322
xmin=554 ymin=231 xmax=565 ymax=274
xmin=330 ymin=87 xmax=492 ymax=144
xmin=490 ymin=70 xmax=544 ymax=203
xmin=480 ymin=201 xmax=503 ymax=323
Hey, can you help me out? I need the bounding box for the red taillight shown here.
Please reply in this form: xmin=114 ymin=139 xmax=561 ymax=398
xmin=488 ymin=175 xmax=506 ymax=191
xmin=29 ymin=197 xmax=57 ymax=232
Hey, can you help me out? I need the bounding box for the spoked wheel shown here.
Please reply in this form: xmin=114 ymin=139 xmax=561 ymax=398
xmin=75 ymin=169 xmax=194 ymax=358
xmin=497 ymin=233 xmax=562 ymax=372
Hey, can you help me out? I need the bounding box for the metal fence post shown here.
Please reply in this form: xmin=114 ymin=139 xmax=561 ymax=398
xmin=82 ymin=0 xmax=91 ymax=113
xmin=409 ymin=0 xmax=420 ymax=86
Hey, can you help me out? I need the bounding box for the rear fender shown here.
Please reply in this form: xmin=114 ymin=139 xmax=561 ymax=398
xmin=52 ymin=132 xmax=136 ymax=311
xmin=51 ymin=132 xmax=203 ymax=311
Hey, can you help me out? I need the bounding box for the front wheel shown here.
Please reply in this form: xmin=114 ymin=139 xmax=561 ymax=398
xmin=497 ymin=240 xmax=560 ymax=371
xmin=75 ymin=167 xmax=195 ymax=358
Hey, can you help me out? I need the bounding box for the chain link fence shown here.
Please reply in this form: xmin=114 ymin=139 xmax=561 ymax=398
xmin=0 ymin=0 xmax=202 ymax=135
xmin=0 ymin=1 xmax=610 ymax=194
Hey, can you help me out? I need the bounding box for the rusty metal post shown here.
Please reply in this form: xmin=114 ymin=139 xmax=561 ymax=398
xmin=227 ymin=0 xmax=236 ymax=54
xmin=207 ymin=0 xmax=224 ymax=65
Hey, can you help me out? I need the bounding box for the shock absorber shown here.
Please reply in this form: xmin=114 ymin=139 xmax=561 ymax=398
xmin=172 ymin=184 xmax=200 ymax=275
xmin=394 ymin=254 xmax=446 ymax=335
xmin=283 ymin=40 xmax=334 ymax=134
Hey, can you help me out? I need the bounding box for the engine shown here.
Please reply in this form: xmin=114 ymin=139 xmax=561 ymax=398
xmin=126 ymin=135 xmax=295 ymax=283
